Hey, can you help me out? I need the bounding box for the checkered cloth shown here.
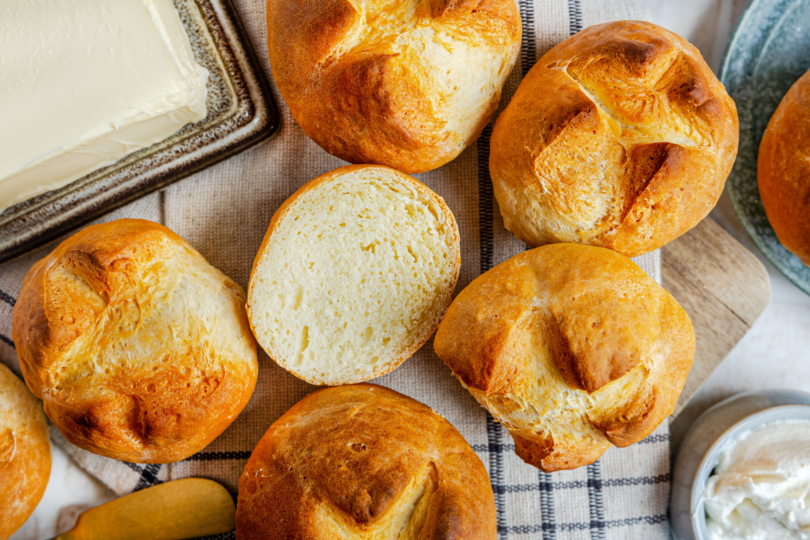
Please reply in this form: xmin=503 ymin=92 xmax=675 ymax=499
xmin=0 ymin=0 xmax=673 ymax=538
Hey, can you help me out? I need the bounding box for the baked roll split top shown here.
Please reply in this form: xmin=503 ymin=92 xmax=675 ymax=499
xmin=12 ymin=219 xmax=258 ymax=463
xmin=435 ymin=244 xmax=695 ymax=472
xmin=490 ymin=21 xmax=738 ymax=257
xmin=236 ymin=384 xmax=496 ymax=540
xmin=266 ymin=0 xmax=521 ymax=173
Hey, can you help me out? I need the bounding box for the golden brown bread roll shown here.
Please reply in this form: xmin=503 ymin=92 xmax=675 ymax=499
xmin=236 ymin=384 xmax=496 ymax=539
xmin=758 ymin=68 xmax=810 ymax=266
xmin=266 ymin=0 xmax=521 ymax=174
xmin=12 ymin=219 xmax=258 ymax=463
xmin=434 ymin=244 xmax=695 ymax=472
xmin=489 ymin=20 xmax=738 ymax=257
xmin=0 ymin=363 xmax=51 ymax=540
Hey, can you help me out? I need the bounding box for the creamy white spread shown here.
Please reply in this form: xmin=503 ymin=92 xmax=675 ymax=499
xmin=703 ymin=419 xmax=810 ymax=540
xmin=0 ymin=0 xmax=208 ymax=212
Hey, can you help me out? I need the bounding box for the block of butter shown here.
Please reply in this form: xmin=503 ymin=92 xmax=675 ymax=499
xmin=0 ymin=0 xmax=208 ymax=213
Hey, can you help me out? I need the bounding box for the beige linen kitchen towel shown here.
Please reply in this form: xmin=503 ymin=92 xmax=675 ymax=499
xmin=0 ymin=1 xmax=672 ymax=539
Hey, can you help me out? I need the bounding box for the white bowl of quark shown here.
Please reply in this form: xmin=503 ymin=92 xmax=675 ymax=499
xmin=670 ymin=388 xmax=810 ymax=540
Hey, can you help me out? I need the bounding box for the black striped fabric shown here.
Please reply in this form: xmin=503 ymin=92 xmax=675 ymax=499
xmin=476 ymin=0 xmax=543 ymax=533
xmin=470 ymin=432 xmax=669 ymax=453
xmin=0 ymin=289 xmax=15 ymax=307
xmin=568 ymin=0 xmax=583 ymax=35
xmin=587 ymin=462 xmax=606 ymax=539
xmin=477 ymin=114 xmax=508 ymax=540
xmin=519 ymin=0 xmax=537 ymax=77
xmin=0 ymin=289 xmax=14 ymax=348
xmin=492 ymin=473 xmax=671 ymax=494
xmin=540 ymin=471 xmax=557 ymax=540
xmin=133 ymin=464 xmax=162 ymax=492
xmin=184 ymin=451 xmax=252 ymax=461
xmin=506 ymin=515 xmax=669 ymax=534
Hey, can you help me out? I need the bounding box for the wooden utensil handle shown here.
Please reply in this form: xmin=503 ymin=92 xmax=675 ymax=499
xmin=44 ymin=478 xmax=235 ymax=540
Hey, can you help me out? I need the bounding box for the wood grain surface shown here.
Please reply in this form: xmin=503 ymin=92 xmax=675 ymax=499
xmin=662 ymin=218 xmax=771 ymax=417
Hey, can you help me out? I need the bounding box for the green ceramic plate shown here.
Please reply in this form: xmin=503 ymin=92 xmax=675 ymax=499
xmin=720 ymin=0 xmax=810 ymax=295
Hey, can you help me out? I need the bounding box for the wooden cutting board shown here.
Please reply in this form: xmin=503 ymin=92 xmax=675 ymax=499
xmin=662 ymin=218 xmax=771 ymax=417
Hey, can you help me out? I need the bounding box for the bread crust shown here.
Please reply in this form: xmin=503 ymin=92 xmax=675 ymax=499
xmin=247 ymin=164 xmax=461 ymax=385
xmin=0 ymin=364 xmax=51 ymax=540
xmin=12 ymin=219 xmax=258 ymax=463
xmin=489 ymin=20 xmax=738 ymax=257
xmin=236 ymin=384 xmax=496 ymax=539
xmin=758 ymin=68 xmax=810 ymax=266
xmin=434 ymin=244 xmax=694 ymax=472
xmin=266 ymin=0 xmax=521 ymax=173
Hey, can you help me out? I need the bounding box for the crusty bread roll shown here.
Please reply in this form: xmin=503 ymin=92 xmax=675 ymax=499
xmin=434 ymin=244 xmax=694 ymax=472
xmin=12 ymin=219 xmax=258 ymax=463
xmin=248 ymin=165 xmax=460 ymax=385
xmin=758 ymin=68 xmax=810 ymax=266
xmin=490 ymin=21 xmax=738 ymax=257
xmin=0 ymin=364 xmax=51 ymax=540
xmin=266 ymin=0 xmax=521 ymax=174
xmin=236 ymin=384 xmax=495 ymax=539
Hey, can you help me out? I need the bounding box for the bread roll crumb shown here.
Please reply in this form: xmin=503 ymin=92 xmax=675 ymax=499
xmin=248 ymin=165 xmax=460 ymax=385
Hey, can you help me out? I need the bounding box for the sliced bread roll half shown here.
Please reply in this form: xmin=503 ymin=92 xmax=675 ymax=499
xmin=248 ymin=165 xmax=460 ymax=385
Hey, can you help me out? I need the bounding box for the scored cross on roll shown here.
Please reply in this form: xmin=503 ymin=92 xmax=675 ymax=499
xmin=266 ymin=0 xmax=521 ymax=173
xmin=434 ymin=243 xmax=695 ymax=472
xmin=236 ymin=384 xmax=496 ymax=539
xmin=490 ymin=21 xmax=738 ymax=257
xmin=12 ymin=220 xmax=258 ymax=463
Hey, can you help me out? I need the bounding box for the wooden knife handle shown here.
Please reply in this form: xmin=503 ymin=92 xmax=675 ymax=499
xmin=45 ymin=478 xmax=235 ymax=540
